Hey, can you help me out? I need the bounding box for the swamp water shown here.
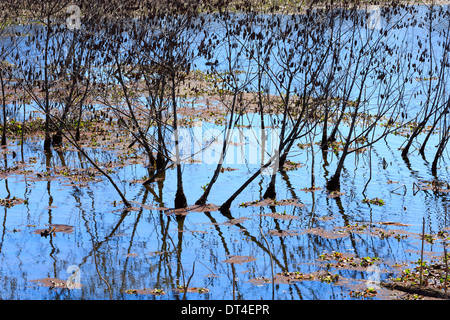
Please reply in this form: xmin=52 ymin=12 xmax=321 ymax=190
xmin=1 ymin=5 xmax=450 ymax=300
xmin=0 ymin=108 xmax=449 ymax=300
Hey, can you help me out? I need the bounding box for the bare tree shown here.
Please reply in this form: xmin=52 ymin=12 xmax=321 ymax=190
xmin=195 ymin=6 xmax=256 ymax=205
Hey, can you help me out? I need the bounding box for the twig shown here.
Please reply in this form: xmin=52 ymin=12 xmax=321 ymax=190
xmin=232 ymin=265 xmax=236 ymax=300
xmin=444 ymin=242 xmax=448 ymax=298
xmin=46 ymin=113 xmax=131 ymax=207
xmin=92 ymin=243 xmax=113 ymax=299
xmin=413 ymin=182 xmax=420 ymax=195
xmin=390 ymin=184 xmax=407 ymax=196
xmin=196 ymin=259 xmax=218 ymax=278
xmin=362 ymin=146 xmax=372 ymax=198
xmin=260 ymin=227 xmax=275 ymax=300
xmin=167 ymin=231 xmax=196 ymax=300
xmin=143 ymin=164 xmax=172 ymax=185
xmin=420 ymin=217 xmax=425 ymax=287
xmin=186 ymin=260 xmax=196 ymax=294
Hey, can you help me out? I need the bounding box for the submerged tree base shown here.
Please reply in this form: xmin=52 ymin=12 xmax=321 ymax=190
xmin=326 ymin=175 xmax=341 ymax=192
xmin=263 ymin=182 xmax=276 ymax=200
xmin=175 ymin=189 xmax=188 ymax=208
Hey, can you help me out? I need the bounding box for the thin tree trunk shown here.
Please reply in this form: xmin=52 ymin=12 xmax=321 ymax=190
xmin=262 ymin=76 xmax=293 ymax=199
xmin=172 ymin=75 xmax=187 ymax=208
xmin=115 ymin=56 xmax=155 ymax=167
xmin=401 ymin=119 xmax=427 ymax=157
xmin=195 ymin=90 xmax=238 ymax=205
xmin=220 ymin=155 xmax=276 ymax=213
xmin=156 ymin=79 xmax=167 ymax=170
xmin=431 ymin=132 xmax=449 ymax=175
xmin=43 ymin=15 xmax=52 ymax=154
xmin=0 ymin=69 xmax=6 ymax=146
xmin=47 ymin=113 xmax=131 ymax=207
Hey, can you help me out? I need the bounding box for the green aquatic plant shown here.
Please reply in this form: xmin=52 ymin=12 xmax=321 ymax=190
xmin=319 ymin=272 xmax=339 ymax=284
xmin=362 ymin=197 xmax=385 ymax=206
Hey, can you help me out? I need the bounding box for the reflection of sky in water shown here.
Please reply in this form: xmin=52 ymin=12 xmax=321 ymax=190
xmin=0 ymin=110 xmax=448 ymax=299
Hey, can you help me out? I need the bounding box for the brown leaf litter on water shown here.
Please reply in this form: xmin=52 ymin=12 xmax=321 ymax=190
xmin=345 ymin=280 xmax=401 ymax=300
xmin=188 ymin=204 xmax=221 ymax=212
xmin=30 ymin=277 xmax=82 ymax=289
xmin=248 ymin=270 xmax=343 ymax=286
xmin=259 ymin=212 xmax=300 ymax=220
xmin=164 ymin=204 xmax=221 ymax=216
xmin=377 ymin=221 xmax=412 ymax=227
xmin=239 ymin=198 xmax=305 ymax=208
xmin=220 ymin=166 xmax=238 ymax=173
xmin=222 ymin=216 xmax=250 ymax=225
xmin=301 ymin=227 xmax=350 ymax=239
xmin=404 ymin=249 xmax=439 ymax=258
xmin=248 ymin=273 xmax=312 ymax=285
xmin=148 ymin=250 xmax=167 ymax=257
xmin=327 ymin=191 xmax=345 ymax=198
xmin=126 ymin=253 xmax=139 ymax=258
xmin=125 ymin=288 xmax=166 ymax=295
xmin=268 ymin=229 xmax=303 ymax=237
xmin=265 ymin=222 xmax=415 ymax=240
xmin=282 ymin=160 xmax=304 ymax=171
xmin=380 ymin=252 xmax=450 ymax=300
xmin=0 ymin=197 xmax=26 ymax=208
xmin=330 ymin=222 xmax=414 ymax=240
xmin=178 ymin=228 xmax=208 ymax=234
xmin=300 ymin=186 xmax=322 ymax=192
xmin=222 ymin=255 xmax=257 ymax=265
xmin=33 ymin=224 xmax=74 ymax=237
xmin=0 ymin=163 xmax=29 ymax=179
xmin=110 ymin=206 xmax=141 ymax=213
xmin=125 ymin=201 xmax=169 ymax=211
xmin=316 ymin=251 xmax=384 ymax=272
xmin=125 ymin=286 xmax=209 ymax=295
xmin=142 ymin=204 xmax=170 ymax=211
xmin=174 ymin=286 xmax=210 ymax=294
xmin=266 ymin=226 xmax=347 ymax=239
xmin=414 ymin=180 xmax=450 ymax=193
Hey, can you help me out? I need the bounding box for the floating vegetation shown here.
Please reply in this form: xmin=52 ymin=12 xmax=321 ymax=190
xmin=415 ymin=77 xmax=439 ymax=81
xmin=300 ymin=227 xmax=349 ymax=240
xmin=282 ymin=160 xmax=303 ymax=171
xmin=249 ymin=270 xmax=343 ymax=286
xmin=222 ymin=255 xmax=257 ymax=265
xmin=362 ymin=197 xmax=385 ymax=206
xmin=33 ymin=224 xmax=74 ymax=237
xmin=318 ymin=272 xmax=340 ymax=284
xmin=239 ymin=198 xmax=305 ymax=208
xmin=349 ymin=288 xmax=378 ymax=299
xmin=249 ymin=272 xmax=317 ymax=285
xmin=30 ymin=278 xmax=81 ymax=290
xmin=327 ymin=191 xmax=345 ymax=198
xmin=317 ymin=252 xmax=380 ymax=270
xmin=268 ymin=229 xmax=303 ymax=237
xmin=300 ymin=186 xmax=322 ymax=192
xmin=382 ymin=255 xmax=450 ymax=299
xmin=164 ymin=204 xmax=221 ymax=216
xmin=174 ymin=286 xmax=210 ymax=294
xmin=125 ymin=288 xmax=166 ymax=296
xmin=0 ymin=197 xmax=26 ymax=208
xmin=260 ymin=212 xmax=299 ymax=220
